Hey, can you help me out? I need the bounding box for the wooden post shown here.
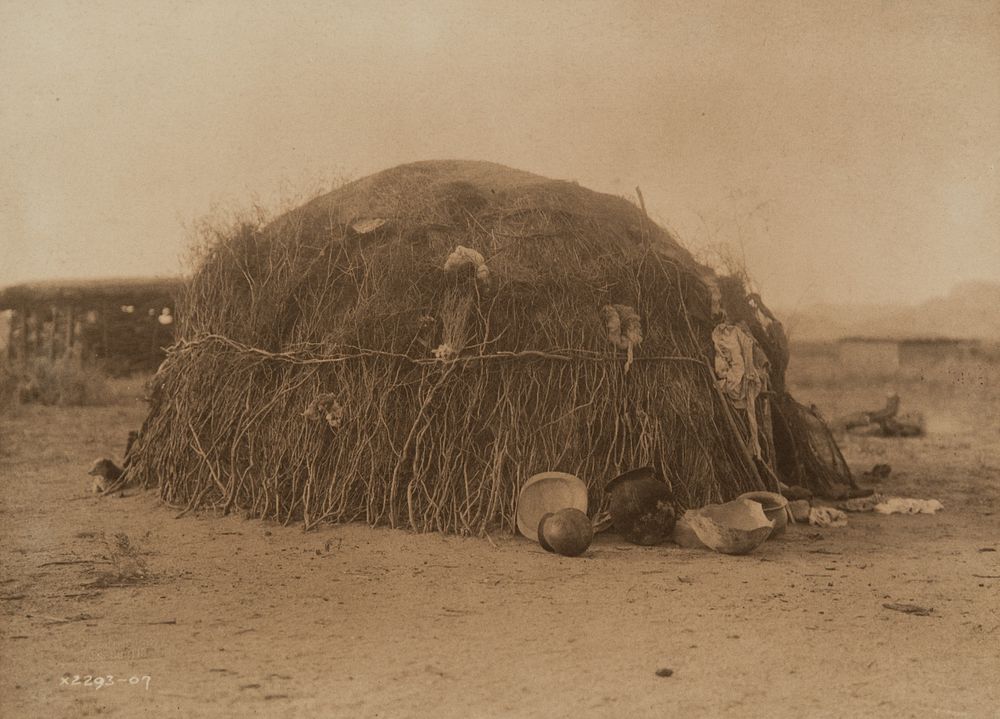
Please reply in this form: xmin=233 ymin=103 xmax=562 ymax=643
xmin=101 ymin=306 xmax=109 ymax=360
xmin=48 ymin=304 xmax=58 ymax=361
xmin=635 ymin=186 xmax=649 ymax=217
xmin=65 ymin=305 xmax=75 ymax=361
xmin=20 ymin=309 xmax=30 ymax=365
xmin=6 ymin=309 xmax=15 ymax=361
xmin=151 ymin=308 xmax=159 ymax=360
xmin=635 ymin=186 xmax=651 ymax=247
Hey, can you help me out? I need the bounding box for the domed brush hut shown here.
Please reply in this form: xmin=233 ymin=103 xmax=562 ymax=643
xmin=127 ymin=160 xmax=853 ymax=533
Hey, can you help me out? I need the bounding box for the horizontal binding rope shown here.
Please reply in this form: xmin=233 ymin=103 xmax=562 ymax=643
xmin=169 ymin=333 xmax=709 ymax=369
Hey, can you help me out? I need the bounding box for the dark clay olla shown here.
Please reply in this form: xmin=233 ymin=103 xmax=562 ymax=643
xmin=606 ymin=466 xmax=676 ymax=546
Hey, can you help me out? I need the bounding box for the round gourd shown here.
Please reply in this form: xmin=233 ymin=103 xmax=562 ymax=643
xmin=540 ymin=508 xmax=593 ymax=557
xmin=537 ymin=513 xmax=556 ymax=552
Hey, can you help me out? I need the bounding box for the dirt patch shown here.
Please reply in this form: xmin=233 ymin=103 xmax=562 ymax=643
xmin=1 ymin=372 xmax=998 ymax=718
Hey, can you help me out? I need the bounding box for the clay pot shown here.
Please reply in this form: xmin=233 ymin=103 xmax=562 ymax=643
xmin=606 ymin=467 xmax=676 ymax=546
xmin=539 ymin=508 xmax=594 ymax=557
xmin=671 ymin=513 xmax=707 ymax=549
xmin=737 ymin=491 xmax=789 ymax=537
xmin=685 ymin=498 xmax=774 ymax=555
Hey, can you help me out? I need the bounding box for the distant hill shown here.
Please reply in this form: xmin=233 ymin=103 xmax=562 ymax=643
xmin=777 ymin=281 xmax=1000 ymax=342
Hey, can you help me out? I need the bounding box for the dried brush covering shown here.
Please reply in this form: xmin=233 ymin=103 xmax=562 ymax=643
xmin=128 ymin=160 xmax=847 ymax=533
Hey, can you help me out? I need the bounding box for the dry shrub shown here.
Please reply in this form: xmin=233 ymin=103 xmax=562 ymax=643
xmin=128 ymin=160 xmax=850 ymax=534
xmin=88 ymin=532 xmax=151 ymax=588
xmin=0 ymin=358 xmax=109 ymax=408
xmin=0 ymin=361 xmax=21 ymax=411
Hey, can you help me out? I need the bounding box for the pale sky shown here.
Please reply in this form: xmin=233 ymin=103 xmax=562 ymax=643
xmin=2 ymin=0 xmax=998 ymax=306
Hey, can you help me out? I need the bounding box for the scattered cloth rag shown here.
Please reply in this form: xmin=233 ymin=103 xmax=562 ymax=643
xmin=351 ymin=217 xmax=388 ymax=234
xmin=835 ymin=494 xmax=884 ymax=512
xmin=712 ymin=323 xmax=769 ymax=458
xmin=443 ymin=245 xmax=490 ymax=284
xmin=602 ymin=305 xmax=643 ymax=373
xmin=808 ymin=506 xmax=848 ymax=528
xmin=873 ymin=497 xmax=944 ymax=515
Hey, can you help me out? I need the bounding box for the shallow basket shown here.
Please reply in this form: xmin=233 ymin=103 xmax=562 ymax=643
xmin=516 ymin=472 xmax=588 ymax=542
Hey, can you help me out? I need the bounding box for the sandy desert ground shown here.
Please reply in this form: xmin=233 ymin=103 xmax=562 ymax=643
xmin=1 ymin=358 xmax=998 ymax=718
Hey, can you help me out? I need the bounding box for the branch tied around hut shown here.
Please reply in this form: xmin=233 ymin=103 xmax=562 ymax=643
xmin=125 ymin=160 xmax=852 ymax=534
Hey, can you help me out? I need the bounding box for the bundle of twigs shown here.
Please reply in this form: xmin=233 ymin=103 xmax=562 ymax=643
xmin=127 ymin=160 xmax=849 ymax=533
